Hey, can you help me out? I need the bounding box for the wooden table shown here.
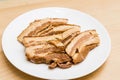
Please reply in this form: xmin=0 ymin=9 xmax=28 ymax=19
xmin=0 ymin=0 xmax=120 ymax=80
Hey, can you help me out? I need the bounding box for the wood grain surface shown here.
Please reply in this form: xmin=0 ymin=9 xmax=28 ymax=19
xmin=0 ymin=0 xmax=120 ymax=80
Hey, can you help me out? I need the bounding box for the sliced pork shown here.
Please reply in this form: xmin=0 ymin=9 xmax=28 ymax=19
xmin=17 ymin=18 xmax=100 ymax=69
xmin=65 ymin=30 xmax=100 ymax=64
xmin=17 ymin=18 xmax=68 ymax=43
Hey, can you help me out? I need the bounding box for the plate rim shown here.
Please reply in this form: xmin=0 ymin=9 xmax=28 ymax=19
xmin=2 ymin=7 xmax=111 ymax=79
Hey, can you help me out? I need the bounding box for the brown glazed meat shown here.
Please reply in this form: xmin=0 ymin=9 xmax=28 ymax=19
xmin=25 ymin=44 xmax=72 ymax=69
xmin=17 ymin=18 xmax=68 ymax=43
xmin=17 ymin=18 xmax=100 ymax=69
xmin=65 ymin=30 xmax=100 ymax=64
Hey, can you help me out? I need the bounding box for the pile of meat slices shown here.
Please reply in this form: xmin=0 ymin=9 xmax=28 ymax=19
xmin=17 ymin=18 xmax=100 ymax=69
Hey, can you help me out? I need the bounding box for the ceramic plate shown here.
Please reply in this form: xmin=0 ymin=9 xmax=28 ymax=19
xmin=2 ymin=7 xmax=111 ymax=79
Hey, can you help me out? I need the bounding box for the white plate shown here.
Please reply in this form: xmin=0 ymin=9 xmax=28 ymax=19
xmin=2 ymin=7 xmax=111 ymax=79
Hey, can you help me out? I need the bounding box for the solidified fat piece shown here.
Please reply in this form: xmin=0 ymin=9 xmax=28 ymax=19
xmin=17 ymin=18 xmax=68 ymax=43
xmin=65 ymin=30 xmax=100 ymax=64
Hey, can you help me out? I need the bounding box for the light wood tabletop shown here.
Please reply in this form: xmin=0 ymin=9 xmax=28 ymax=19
xmin=0 ymin=0 xmax=120 ymax=80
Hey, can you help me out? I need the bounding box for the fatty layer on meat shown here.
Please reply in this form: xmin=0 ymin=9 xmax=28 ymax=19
xmin=23 ymin=34 xmax=62 ymax=47
xmin=40 ymin=24 xmax=80 ymax=36
xmin=65 ymin=30 xmax=100 ymax=64
xmin=17 ymin=18 xmax=68 ymax=43
xmin=25 ymin=44 xmax=72 ymax=68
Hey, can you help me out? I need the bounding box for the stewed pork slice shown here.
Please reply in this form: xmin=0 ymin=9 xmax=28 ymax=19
xmin=63 ymin=31 xmax=80 ymax=46
xmin=25 ymin=44 xmax=72 ymax=68
xmin=62 ymin=27 xmax=80 ymax=40
xmin=47 ymin=27 xmax=81 ymax=49
xmin=40 ymin=24 xmax=80 ymax=36
xmin=65 ymin=30 xmax=100 ymax=64
xmin=22 ymin=34 xmax=62 ymax=47
xmin=25 ymin=44 xmax=64 ymax=63
xmin=23 ymin=27 xmax=80 ymax=47
xmin=72 ymin=38 xmax=99 ymax=64
xmin=25 ymin=44 xmax=53 ymax=60
xmin=17 ymin=18 xmax=68 ymax=43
